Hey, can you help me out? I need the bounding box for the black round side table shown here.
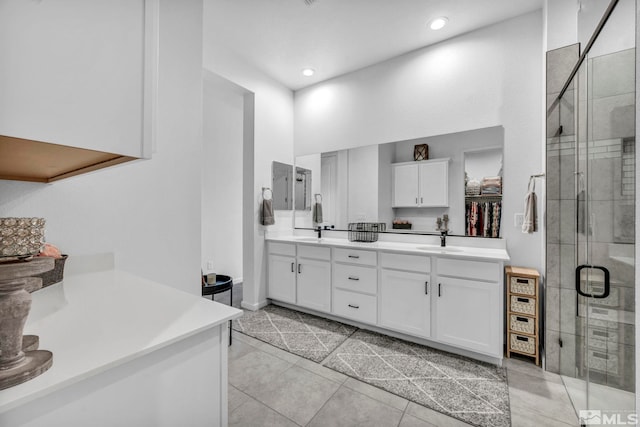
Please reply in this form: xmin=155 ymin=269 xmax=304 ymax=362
xmin=202 ymin=274 xmax=234 ymax=345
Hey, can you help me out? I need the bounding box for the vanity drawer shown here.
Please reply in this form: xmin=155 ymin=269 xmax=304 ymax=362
xmin=437 ymin=258 xmax=499 ymax=282
xmin=268 ymin=242 xmax=296 ymax=257
xmin=334 ymin=264 xmax=377 ymax=294
xmin=297 ymin=244 xmax=331 ymax=261
xmin=380 ymin=252 xmax=430 ymax=273
xmin=333 ymin=248 xmax=377 ymax=266
xmin=333 ymin=289 xmax=377 ymax=324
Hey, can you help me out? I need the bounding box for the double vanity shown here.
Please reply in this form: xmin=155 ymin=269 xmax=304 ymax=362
xmin=266 ymin=235 xmax=510 ymax=365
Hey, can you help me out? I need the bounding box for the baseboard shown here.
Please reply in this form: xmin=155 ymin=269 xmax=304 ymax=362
xmin=240 ymin=299 xmax=268 ymax=311
xmin=232 ymin=277 xmax=243 ymax=285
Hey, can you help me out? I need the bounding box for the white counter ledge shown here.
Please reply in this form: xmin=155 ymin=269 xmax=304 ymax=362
xmin=0 ymin=269 xmax=242 ymax=427
xmin=266 ymin=235 xmax=510 ymax=262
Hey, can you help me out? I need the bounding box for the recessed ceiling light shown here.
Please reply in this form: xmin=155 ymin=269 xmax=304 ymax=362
xmin=302 ymin=68 xmax=315 ymax=77
xmin=429 ymin=17 xmax=448 ymax=30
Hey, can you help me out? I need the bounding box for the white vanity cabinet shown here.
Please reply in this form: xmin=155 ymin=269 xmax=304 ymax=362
xmin=267 ymin=242 xmax=297 ymax=304
xmin=267 ymin=242 xmax=331 ymax=312
xmin=379 ymin=253 xmax=431 ymax=338
xmin=332 ymin=248 xmax=377 ymax=324
xmin=392 ymin=158 xmax=449 ymax=208
xmin=434 ymin=258 xmax=503 ymax=357
xmin=297 ymin=245 xmax=332 ymax=313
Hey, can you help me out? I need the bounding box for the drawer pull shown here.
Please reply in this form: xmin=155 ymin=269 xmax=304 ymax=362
xmin=517 ymin=297 xmax=529 ymax=303
xmin=438 ymin=283 xmax=441 ymax=297
xmin=348 ymin=304 xmax=360 ymax=309
xmin=516 ymin=336 xmax=529 ymax=342
xmin=298 ymin=264 xmax=301 ymax=274
xmin=516 ymin=278 xmax=529 ymax=284
xmin=348 ymin=276 xmax=360 ymax=281
xmin=516 ymin=316 xmax=529 ymax=323
xmin=425 ymin=281 xmax=428 ymax=295
xmin=348 ymin=255 xmax=360 ymax=259
xmin=291 ymin=262 xmax=294 ymax=272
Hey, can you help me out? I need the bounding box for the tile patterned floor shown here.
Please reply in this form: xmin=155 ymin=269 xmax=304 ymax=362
xmin=229 ymin=332 xmax=580 ymax=427
xmin=323 ymin=330 xmax=510 ymax=427
xmin=232 ymin=305 xmax=357 ymax=362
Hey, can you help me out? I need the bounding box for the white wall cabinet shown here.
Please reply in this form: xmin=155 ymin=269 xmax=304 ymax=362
xmin=392 ymin=159 xmax=449 ymax=207
xmin=0 ymin=0 xmax=155 ymax=158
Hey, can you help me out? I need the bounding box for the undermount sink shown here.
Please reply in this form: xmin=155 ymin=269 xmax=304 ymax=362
xmin=416 ymin=246 xmax=463 ymax=252
xmin=295 ymin=237 xmax=322 ymax=242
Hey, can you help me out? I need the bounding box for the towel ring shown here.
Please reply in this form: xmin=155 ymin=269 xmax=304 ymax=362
xmin=314 ymin=194 xmax=322 ymax=203
xmin=262 ymin=187 xmax=273 ymax=200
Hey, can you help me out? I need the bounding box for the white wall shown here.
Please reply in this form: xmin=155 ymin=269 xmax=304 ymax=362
xmin=201 ymin=71 xmax=245 ymax=281
xmin=0 ymin=0 xmax=204 ymax=294
xmin=203 ymin=0 xmax=295 ymax=309
xmin=295 ymin=11 xmax=544 ymax=271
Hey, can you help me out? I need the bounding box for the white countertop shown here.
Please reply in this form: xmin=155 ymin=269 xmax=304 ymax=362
xmin=266 ymin=236 xmax=510 ymax=262
xmin=0 ymin=270 xmax=242 ymax=413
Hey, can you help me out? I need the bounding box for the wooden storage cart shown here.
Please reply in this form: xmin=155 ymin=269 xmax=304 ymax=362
xmin=506 ymin=266 xmax=540 ymax=365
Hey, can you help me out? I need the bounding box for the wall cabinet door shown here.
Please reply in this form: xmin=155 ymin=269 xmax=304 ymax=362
xmin=435 ymin=277 xmax=501 ymax=356
xmin=418 ymin=161 xmax=448 ymax=207
xmin=392 ymin=160 xmax=449 ymax=208
xmin=268 ymin=254 xmax=296 ymax=304
xmin=297 ymin=259 xmax=331 ymax=313
xmin=0 ymin=0 xmax=154 ymax=157
xmin=392 ymin=163 xmax=419 ymax=207
xmin=380 ymin=269 xmax=431 ymax=338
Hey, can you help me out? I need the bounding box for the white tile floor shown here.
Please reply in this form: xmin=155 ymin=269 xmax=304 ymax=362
xmin=228 ymin=332 xmax=580 ymax=427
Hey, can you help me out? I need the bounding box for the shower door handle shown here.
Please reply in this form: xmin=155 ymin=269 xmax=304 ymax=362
xmin=575 ymin=265 xmax=610 ymax=299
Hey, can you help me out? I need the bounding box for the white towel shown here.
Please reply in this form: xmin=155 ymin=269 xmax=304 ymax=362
xmin=522 ymin=178 xmax=537 ymax=233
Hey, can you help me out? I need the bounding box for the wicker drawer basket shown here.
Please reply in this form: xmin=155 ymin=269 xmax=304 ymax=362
xmin=510 ymin=295 xmax=536 ymax=315
xmin=509 ymin=277 xmax=536 ymax=296
xmin=510 ymin=314 xmax=535 ymax=335
xmin=510 ymin=333 xmax=536 ymax=355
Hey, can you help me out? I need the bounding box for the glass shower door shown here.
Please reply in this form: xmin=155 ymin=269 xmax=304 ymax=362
xmin=557 ymin=0 xmax=636 ymax=421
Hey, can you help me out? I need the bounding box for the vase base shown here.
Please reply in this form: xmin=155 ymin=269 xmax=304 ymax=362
xmin=0 ymin=350 xmax=53 ymax=390
xmin=22 ymin=335 xmax=39 ymax=352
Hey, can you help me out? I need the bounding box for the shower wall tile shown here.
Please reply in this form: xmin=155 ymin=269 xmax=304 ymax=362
xmin=589 ymin=157 xmax=617 ymax=201
xmin=559 ymin=288 xmax=578 ymax=336
xmin=546 ymin=200 xmax=559 ymax=243
xmin=546 ymin=243 xmax=560 ymax=287
xmin=547 ymin=152 xmax=560 ymax=200
xmin=545 ymin=329 xmax=561 ymax=374
xmin=590 ymin=200 xmax=614 ymax=243
xmin=546 ymin=44 xmax=580 ymax=94
xmin=559 ymin=154 xmax=575 ymax=200
xmin=559 ymin=332 xmax=578 ymax=376
xmin=559 ymin=199 xmax=576 ymax=244
xmin=613 ymin=201 xmax=635 ymax=243
xmin=559 ymin=244 xmax=576 ymax=289
xmin=547 ymin=92 xmax=575 ymax=138
xmin=592 ymin=93 xmax=636 ymax=141
xmin=591 ymin=48 xmax=636 ymax=99
xmin=546 ymin=286 xmax=560 ymax=333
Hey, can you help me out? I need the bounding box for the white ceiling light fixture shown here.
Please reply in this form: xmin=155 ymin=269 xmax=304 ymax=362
xmin=302 ymin=68 xmax=315 ymax=77
xmin=429 ymin=16 xmax=449 ymax=30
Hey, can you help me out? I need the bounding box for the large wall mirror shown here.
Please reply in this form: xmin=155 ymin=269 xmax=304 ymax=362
xmin=294 ymin=126 xmax=504 ymax=237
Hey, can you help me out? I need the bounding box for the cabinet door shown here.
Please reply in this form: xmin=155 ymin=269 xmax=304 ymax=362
xmin=0 ymin=0 xmax=151 ymax=157
xmin=392 ymin=164 xmax=419 ymax=207
xmin=297 ymin=259 xmax=332 ymax=313
xmin=380 ymin=269 xmax=431 ymax=338
xmin=435 ymin=277 xmax=501 ymax=356
xmin=268 ymin=254 xmax=296 ymax=304
xmin=419 ymin=161 xmax=448 ymax=207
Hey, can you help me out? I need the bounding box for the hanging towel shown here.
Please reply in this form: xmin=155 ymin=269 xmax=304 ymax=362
xmin=261 ymin=198 xmax=275 ymax=226
xmin=313 ymin=202 xmax=323 ymax=223
xmin=522 ymin=178 xmax=537 ymax=233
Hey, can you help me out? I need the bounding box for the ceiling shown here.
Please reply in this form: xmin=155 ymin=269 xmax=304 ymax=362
xmin=205 ymin=0 xmax=543 ymax=91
